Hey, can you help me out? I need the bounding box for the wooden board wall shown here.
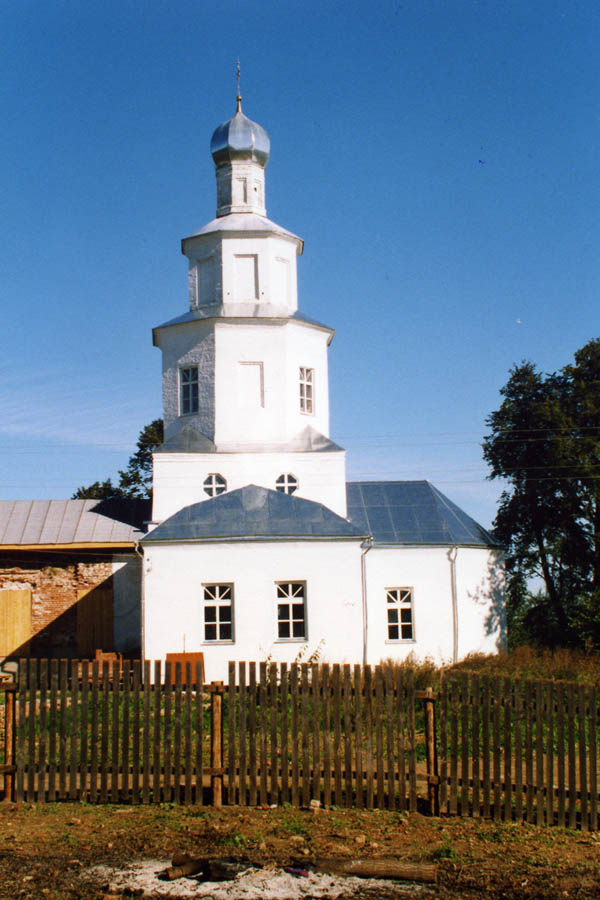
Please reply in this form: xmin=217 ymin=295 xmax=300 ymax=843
xmin=76 ymin=586 xmax=114 ymax=657
xmin=0 ymin=588 xmax=31 ymax=656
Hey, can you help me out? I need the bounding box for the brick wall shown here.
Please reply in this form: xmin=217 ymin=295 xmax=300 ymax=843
xmin=0 ymin=554 xmax=114 ymax=656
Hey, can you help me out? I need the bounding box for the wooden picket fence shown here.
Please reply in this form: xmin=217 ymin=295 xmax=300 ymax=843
xmin=1 ymin=661 xmax=599 ymax=830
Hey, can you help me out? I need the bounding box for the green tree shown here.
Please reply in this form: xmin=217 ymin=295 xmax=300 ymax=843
xmin=483 ymin=339 xmax=600 ymax=648
xmin=72 ymin=418 xmax=164 ymax=500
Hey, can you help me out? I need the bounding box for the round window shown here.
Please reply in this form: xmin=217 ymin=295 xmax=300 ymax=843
xmin=275 ymin=473 xmax=298 ymax=495
xmin=204 ymin=473 xmax=227 ymax=497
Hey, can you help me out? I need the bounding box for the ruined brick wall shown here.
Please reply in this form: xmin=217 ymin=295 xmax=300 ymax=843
xmin=0 ymin=554 xmax=114 ymax=656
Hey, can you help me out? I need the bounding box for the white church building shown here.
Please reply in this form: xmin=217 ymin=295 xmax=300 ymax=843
xmin=140 ymin=97 xmax=504 ymax=681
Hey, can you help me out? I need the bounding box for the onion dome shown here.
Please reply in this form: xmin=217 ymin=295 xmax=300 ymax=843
xmin=210 ymin=107 xmax=270 ymax=167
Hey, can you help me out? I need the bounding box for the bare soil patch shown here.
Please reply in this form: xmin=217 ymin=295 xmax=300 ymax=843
xmin=1 ymin=803 xmax=599 ymax=899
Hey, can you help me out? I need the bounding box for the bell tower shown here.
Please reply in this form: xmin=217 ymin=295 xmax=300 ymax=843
xmin=151 ymin=89 xmax=347 ymax=524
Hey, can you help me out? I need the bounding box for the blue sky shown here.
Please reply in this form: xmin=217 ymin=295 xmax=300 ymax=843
xmin=1 ymin=0 xmax=599 ymax=529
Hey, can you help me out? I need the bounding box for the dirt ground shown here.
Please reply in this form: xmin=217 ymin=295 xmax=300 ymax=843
xmin=1 ymin=802 xmax=599 ymax=900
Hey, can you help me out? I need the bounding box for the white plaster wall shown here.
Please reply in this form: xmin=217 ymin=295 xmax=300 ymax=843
xmin=151 ymin=448 xmax=347 ymax=521
xmin=111 ymin=554 xmax=142 ymax=654
xmin=220 ymin=234 xmax=298 ymax=312
xmin=156 ymin=320 xmax=216 ymax=442
xmin=142 ymin=540 xmax=364 ymax=682
xmin=214 ymin=320 xmax=330 ymax=445
xmin=363 ymin=546 xmax=504 ymax=666
xmin=455 ymin=548 xmax=505 ymax=657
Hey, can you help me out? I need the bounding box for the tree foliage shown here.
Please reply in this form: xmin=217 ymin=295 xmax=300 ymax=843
xmin=72 ymin=419 xmax=164 ymax=500
xmin=483 ymin=339 xmax=600 ymax=649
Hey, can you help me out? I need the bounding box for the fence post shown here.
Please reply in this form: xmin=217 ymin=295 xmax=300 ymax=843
xmin=2 ymin=676 xmax=16 ymax=802
xmin=210 ymin=681 xmax=224 ymax=808
xmin=424 ymin=686 xmax=439 ymax=815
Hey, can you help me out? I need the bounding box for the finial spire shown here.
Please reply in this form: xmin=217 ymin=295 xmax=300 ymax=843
xmin=236 ymin=59 xmax=242 ymax=112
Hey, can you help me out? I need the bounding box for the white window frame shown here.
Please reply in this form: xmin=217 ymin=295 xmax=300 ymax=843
xmin=275 ymin=581 xmax=307 ymax=641
xmin=275 ymin=473 xmax=298 ymax=495
xmin=385 ymin=587 xmax=415 ymax=642
xmin=299 ymin=367 xmax=314 ymax=415
xmin=180 ymin=366 xmax=199 ymax=416
xmin=203 ymin=473 xmax=227 ymax=497
xmin=203 ymin=583 xmax=234 ymax=643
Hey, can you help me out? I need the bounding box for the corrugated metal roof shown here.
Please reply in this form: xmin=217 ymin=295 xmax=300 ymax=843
xmin=346 ymin=481 xmax=499 ymax=547
xmin=0 ymin=499 xmax=150 ymax=546
xmin=143 ymin=485 xmax=367 ymax=543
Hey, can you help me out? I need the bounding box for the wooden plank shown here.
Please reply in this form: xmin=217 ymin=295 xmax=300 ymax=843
xmin=321 ymin=664 xmax=330 ymax=808
xmin=271 ymin=662 xmax=279 ymax=805
xmin=89 ymin=661 xmax=99 ymax=803
xmin=589 ymin=686 xmax=597 ymax=832
xmin=407 ymin=669 xmax=417 ymax=813
xmin=259 ymin=662 xmax=268 ymax=805
xmin=152 ymin=660 xmax=161 ymax=804
xmin=141 ymin=661 xmax=151 ymax=804
xmin=290 ymin=663 xmax=298 ymax=807
xmin=492 ymin=677 xmax=501 ymax=820
xmin=301 ymin=664 xmax=310 ymax=808
xmin=173 ymin=663 xmax=183 ymax=804
xmin=482 ymin=676 xmax=491 ymax=819
xmin=343 ymin=665 xmax=352 ymax=809
xmin=535 ymin=681 xmax=544 ymax=826
xmin=375 ymin=667 xmax=384 ymax=808
xmin=68 ymin=659 xmax=78 ymax=801
xmin=449 ymin=677 xmax=458 ymax=816
xmin=332 ymin=665 xmax=342 ymax=807
xmin=354 ymin=665 xmax=364 ymax=809
xmin=15 ymin=661 xmax=26 ymax=803
xmin=76 ymin=586 xmax=113 ymax=659
xmin=110 ymin=662 xmax=120 ymax=803
xmin=364 ymin=665 xmax=374 ymax=809
xmin=514 ymin=679 xmax=523 ymax=823
xmin=38 ymin=660 xmax=48 ymax=803
xmin=184 ymin=663 xmax=192 ymax=805
xmin=567 ymin=683 xmax=576 ymax=829
xmin=79 ymin=661 xmax=89 ymax=801
xmin=472 ymin=675 xmax=480 ymax=818
xmin=503 ymin=677 xmax=512 ymax=822
xmin=524 ymin=680 xmax=534 ymax=823
xmin=239 ymin=662 xmax=248 ymax=806
xmin=0 ymin=590 xmax=31 ymax=657
xmin=122 ymin=661 xmax=131 ymax=804
xmin=545 ymin=682 xmax=554 ymax=827
xmin=385 ymin=666 xmax=395 ymax=811
xmin=27 ymin=659 xmax=37 ymax=801
xmin=59 ymin=659 xmax=68 ymax=801
xmin=48 ymin=660 xmax=58 ymax=802
xmin=556 ymin=681 xmax=566 ymax=828
xmin=163 ymin=662 xmax=173 ymax=803
xmin=311 ymin=663 xmax=320 ymax=805
xmin=195 ymin=661 xmax=203 ymax=806
xmin=280 ymin=663 xmax=289 ymax=805
xmin=439 ymin=676 xmax=448 ymax=814
xmin=578 ymin=684 xmax=588 ymax=830
xmin=460 ymin=673 xmax=469 ymax=816
xmin=396 ymin=669 xmax=406 ymax=812
xmin=132 ymin=661 xmax=141 ymax=805
xmin=228 ymin=662 xmax=236 ymax=806
xmin=249 ymin=662 xmax=257 ymax=807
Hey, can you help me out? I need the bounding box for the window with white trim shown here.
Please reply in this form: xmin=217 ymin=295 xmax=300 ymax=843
xmin=386 ymin=588 xmax=414 ymax=641
xmin=180 ymin=366 xmax=199 ymax=415
xmin=276 ymin=582 xmax=306 ymax=640
xmin=203 ymin=473 xmax=227 ymax=497
xmin=275 ymin=473 xmax=298 ymax=495
xmin=203 ymin=584 xmax=234 ymax=642
xmin=299 ymin=367 xmax=314 ymax=414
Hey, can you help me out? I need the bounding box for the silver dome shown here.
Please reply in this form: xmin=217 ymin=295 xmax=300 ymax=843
xmin=210 ymin=110 xmax=270 ymax=167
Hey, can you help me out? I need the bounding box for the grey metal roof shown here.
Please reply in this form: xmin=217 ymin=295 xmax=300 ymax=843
xmin=182 ymin=212 xmax=302 ymax=244
xmin=0 ymin=499 xmax=150 ymax=546
xmin=143 ymin=485 xmax=366 ymax=544
xmin=156 ymin=424 xmax=343 ymax=455
xmin=153 ymin=309 xmax=333 ymax=341
xmin=211 ymin=109 xmax=270 ymax=167
xmin=346 ymin=481 xmax=499 ymax=547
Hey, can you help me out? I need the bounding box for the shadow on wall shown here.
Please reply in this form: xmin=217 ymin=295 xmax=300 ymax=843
xmin=467 ymin=552 xmax=507 ymax=651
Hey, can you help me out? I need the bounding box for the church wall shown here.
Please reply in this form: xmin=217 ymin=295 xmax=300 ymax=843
xmin=158 ymin=320 xmax=216 ymax=441
xmin=142 ymin=540 xmax=364 ymax=682
xmin=151 ymin=449 xmax=347 ymax=522
xmin=364 ymin=546 xmax=504 ymax=665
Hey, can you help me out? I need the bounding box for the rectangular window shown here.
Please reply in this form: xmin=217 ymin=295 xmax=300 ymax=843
xmin=276 ymin=582 xmax=306 ymax=640
xmin=386 ymin=588 xmax=414 ymax=641
xmin=299 ymin=367 xmax=314 ymax=414
xmin=203 ymin=584 xmax=234 ymax=642
xmin=180 ymin=366 xmax=199 ymax=415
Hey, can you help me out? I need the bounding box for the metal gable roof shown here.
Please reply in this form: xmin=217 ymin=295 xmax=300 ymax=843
xmin=142 ymin=485 xmax=367 ymax=543
xmin=0 ymin=499 xmax=150 ymax=546
xmin=345 ymin=481 xmax=499 ymax=547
